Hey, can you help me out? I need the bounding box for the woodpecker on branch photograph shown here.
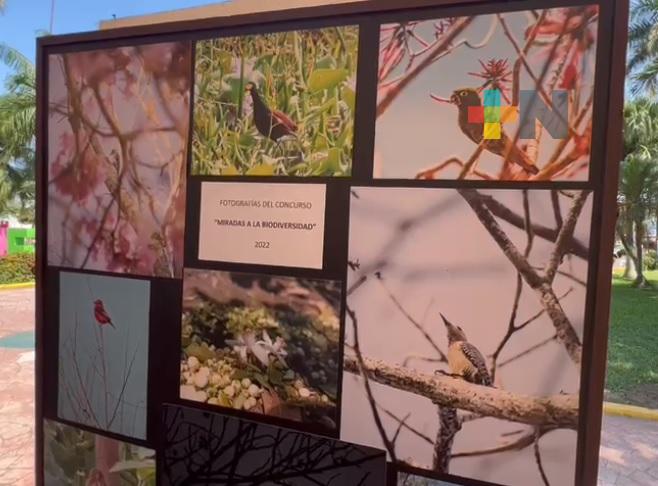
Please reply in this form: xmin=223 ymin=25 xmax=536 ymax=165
xmin=375 ymin=6 xmax=598 ymax=181
xmin=342 ymin=187 xmax=592 ymax=486
xmin=191 ymin=26 xmax=359 ymax=177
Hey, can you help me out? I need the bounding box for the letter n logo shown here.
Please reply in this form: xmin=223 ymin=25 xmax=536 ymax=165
xmin=519 ymin=90 xmax=568 ymax=139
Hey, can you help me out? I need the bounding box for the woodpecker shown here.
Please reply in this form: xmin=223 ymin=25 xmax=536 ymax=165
xmin=441 ymin=313 xmax=492 ymax=386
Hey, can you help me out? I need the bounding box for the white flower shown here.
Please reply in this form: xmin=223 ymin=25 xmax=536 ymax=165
xmin=187 ymin=356 xmax=200 ymax=372
xmin=248 ymin=384 xmax=261 ymax=396
xmin=244 ymin=397 xmax=258 ymax=410
xmin=226 ymin=331 xmax=266 ymax=364
xmin=180 ymin=385 xmax=207 ymax=402
xmin=241 ymin=378 xmax=252 ymax=388
xmin=194 ymin=372 xmax=209 ymax=389
xmin=223 ymin=385 xmax=236 ymax=398
xmin=255 ymin=331 xmax=288 ymax=365
xmin=299 ymin=388 xmax=311 ymax=398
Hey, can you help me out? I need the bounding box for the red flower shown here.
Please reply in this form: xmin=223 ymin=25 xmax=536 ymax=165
xmin=51 ymin=145 xmax=103 ymax=202
xmin=468 ymin=58 xmax=513 ymax=102
xmin=526 ymin=6 xmax=598 ymax=92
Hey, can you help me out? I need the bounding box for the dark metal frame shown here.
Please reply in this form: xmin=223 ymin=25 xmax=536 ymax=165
xmin=35 ymin=0 xmax=629 ymax=484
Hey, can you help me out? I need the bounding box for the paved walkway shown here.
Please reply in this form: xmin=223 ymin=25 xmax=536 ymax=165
xmin=0 ymin=288 xmax=34 ymax=486
xmin=0 ymin=288 xmax=657 ymax=485
xmin=599 ymin=414 xmax=658 ymax=485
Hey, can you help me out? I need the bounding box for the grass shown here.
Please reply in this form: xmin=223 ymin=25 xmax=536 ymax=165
xmin=605 ymin=270 xmax=658 ymax=407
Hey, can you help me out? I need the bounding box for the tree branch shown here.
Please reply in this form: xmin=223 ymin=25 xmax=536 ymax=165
xmin=545 ymin=191 xmax=590 ymax=282
xmin=458 ymin=189 xmax=583 ymax=364
xmin=344 ymin=355 xmax=578 ymax=428
xmin=477 ymin=193 xmax=588 ymax=260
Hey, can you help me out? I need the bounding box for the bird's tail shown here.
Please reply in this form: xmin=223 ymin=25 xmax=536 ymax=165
xmin=509 ymin=144 xmax=539 ymax=175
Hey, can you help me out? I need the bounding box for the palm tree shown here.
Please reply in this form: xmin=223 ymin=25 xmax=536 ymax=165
xmin=628 ymin=0 xmax=658 ymax=93
xmin=618 ymin=99 xmax=658 ymax=287
xmin=0 ymin=43 xmax=35 ymax=223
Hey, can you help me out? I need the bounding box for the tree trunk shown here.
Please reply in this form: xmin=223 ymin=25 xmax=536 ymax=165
xmin=623 ymin=254 xmax=635 ymax=279
xmin=632 ymin=217 xmax=650 ymax=288
xmin=616 ymin=215 xmax=636 ymax=280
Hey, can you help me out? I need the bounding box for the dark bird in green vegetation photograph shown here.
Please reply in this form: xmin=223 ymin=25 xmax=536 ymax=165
xmin=245 ymin=82 xmax=298 ymax=143
xmin=192 ymin=27 xmax=359 ymax=177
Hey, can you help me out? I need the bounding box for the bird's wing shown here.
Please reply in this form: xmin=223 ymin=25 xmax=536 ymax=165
xmin=500 ymin=133 xmax=539 ymax=175
xmin=459 ymin=342 xmax=492 ymax=386
xmin=271 ymin=110 xmax=298 ymax=132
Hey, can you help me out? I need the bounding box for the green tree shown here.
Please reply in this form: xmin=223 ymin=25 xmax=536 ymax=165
xmin=0 ymin=43 xmax=35 ymax=223
xmin=628 ymin=0 xmax=658 ymax=93
xmin=618 ymin=99 xmax=658 ymax=287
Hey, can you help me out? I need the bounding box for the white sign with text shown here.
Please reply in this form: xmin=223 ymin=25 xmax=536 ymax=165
xmin=198 ymin=182 xmax=326 ymax=269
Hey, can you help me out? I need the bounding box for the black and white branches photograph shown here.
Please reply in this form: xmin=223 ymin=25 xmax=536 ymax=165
xmin=162 ymin=404 xmax=386 ymax=485
xmin=342 ymin=187 xmax=592 ymax=486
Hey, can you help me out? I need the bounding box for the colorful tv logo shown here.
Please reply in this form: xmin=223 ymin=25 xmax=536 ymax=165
xmin=467 ymin=89 xmax=569 ymax=140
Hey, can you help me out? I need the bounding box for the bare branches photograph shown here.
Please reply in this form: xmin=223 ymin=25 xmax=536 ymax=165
xmin=192 ymin=26 xmax=359 ymax=176
xmin=162 ymin=404 xmax=386 ymax=485
xmin=375 ymin=6 xmax=598 ymax=180
xmin=398 ymin=471 xmax=461 ymax=485
xmin=58 ymin=272 xmax=150 ymax=439
xmin=180 ymin=269 xmax=342 ymax=431
xmin=44 ymin=419 xmax=155 ymax=486
xmin=47 ymin=43 xmax=190 ymax=277
xmin=342 ymin=187 xmax=591 ymax=485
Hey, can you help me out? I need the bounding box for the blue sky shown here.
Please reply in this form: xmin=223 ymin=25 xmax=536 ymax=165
xmin=0 ymin=0 xmax=224 ymax=85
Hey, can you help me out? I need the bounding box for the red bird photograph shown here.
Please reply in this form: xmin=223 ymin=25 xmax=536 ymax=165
xmin=93 ymin=299 xmax=116 ymax=329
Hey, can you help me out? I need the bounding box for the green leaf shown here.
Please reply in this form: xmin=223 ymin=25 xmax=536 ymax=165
xmin=307 ymin=69 xmax=349 ymax=93
xmin=110 ymin=460 xmax=155 ymax=473
xmin=342 ymin=86 xmax=356 ymax=112
xmin=315 ymin=55 xmax=336 ymax=70
xmin=311 ymin=147 xmax=342 ymax=176
xmin=246 ymin=163 xmax=275 ymax=176
xmin=185 ymin=343 xmax=216 ymax=362
xmin=221 ymin=165 xmax=240 ymax=176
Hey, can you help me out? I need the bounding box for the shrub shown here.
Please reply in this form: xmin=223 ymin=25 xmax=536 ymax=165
xmin=0 ymin=252 xmax=35 ymax=284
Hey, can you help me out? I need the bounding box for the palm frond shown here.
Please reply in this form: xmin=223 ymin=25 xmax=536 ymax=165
xmin=0 ymin=43 xmax=34 ymax=75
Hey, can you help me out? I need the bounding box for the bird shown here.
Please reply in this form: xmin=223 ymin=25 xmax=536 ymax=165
xmin=245 ymin=82 xmax=298 ymax=143
xmin=443 ymin=88 xmax=539 ymax=175
xmin=93 ymin=299 xmax=116 ymax=329
xmin=440 ymin=313 xmax=492 ymax=386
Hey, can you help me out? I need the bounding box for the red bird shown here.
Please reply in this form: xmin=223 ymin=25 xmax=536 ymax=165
xmin=94 ymin=299 xmax=116 ymax=329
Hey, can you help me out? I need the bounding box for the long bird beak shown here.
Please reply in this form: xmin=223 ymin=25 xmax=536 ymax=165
xmin=439 ymin=313 xmax=452 ymax=328
xmin=430 ymin=93 xmax=453 ymax=104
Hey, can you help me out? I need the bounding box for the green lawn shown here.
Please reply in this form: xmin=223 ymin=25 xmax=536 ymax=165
xmin=605 ymin=270 xmax=658 ymax=408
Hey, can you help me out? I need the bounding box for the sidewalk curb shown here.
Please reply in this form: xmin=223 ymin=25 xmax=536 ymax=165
xmin=604 ymin=402 xmax=658 ymax=421
xmin=0 ymin=282 xmax=35 ymax=291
